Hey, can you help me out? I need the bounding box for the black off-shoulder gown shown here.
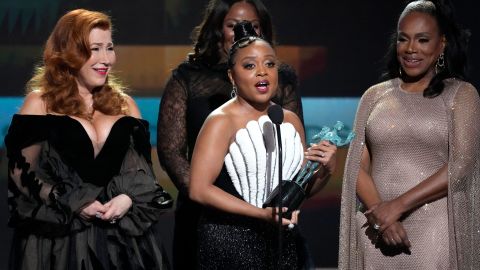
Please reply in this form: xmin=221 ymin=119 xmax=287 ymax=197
xmin=5 ymin=115 xmax=172 ymax=270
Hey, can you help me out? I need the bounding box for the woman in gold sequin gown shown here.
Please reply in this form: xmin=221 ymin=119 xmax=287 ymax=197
xmin=339 ymin=1 xmax=480 ymax=269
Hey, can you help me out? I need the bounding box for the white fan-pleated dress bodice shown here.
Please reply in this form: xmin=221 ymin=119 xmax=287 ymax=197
xmin=224 ymin=115 xmax=304 ymax=207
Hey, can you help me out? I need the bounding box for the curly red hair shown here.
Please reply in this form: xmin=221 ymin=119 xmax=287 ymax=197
xmin=27 ymin=9 xmax=128 ymax=118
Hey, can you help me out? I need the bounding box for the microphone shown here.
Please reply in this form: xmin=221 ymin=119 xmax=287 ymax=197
xmin=267 ymin=104 xmax=284 ymax=209
xmin=267 ymin=106 xmax=283 ymax=205
xmin=268 ymin=104 xmax=284 ymax=268
xmin=267 ymin=104 xmax=284 ymax=125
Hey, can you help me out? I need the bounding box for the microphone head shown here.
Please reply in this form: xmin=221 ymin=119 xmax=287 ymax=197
xmin=268 ymin=104 xmax=284 ymax=124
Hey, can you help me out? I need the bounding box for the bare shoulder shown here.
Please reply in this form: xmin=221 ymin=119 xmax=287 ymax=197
xmin=123 ymin=94 xmax=142 ymax=118
xmin=18 ymin=90 xmax=47 ymax=115
xmin=203 ymin=109 xmax=234 ymax=135
xmin=198 ymin=108 xmax=236 ymax=144
xmin=204 ymin=100 xmax=236 ymax=129
xmin=284 ymin=109 xmax=303 ymax=130
xmin=283 ymin=108 xmax=306 ymax=145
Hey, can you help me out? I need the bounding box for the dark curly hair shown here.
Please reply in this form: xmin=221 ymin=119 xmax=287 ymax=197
xmin=382 ymin=0 xmax=470 ymax=97
xmin=188 ymin=0 xmax=274 ymax=66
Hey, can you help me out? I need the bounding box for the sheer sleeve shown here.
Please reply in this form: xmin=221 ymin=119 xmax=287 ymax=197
xmin=157 ymin=72 xmax=191 ymax=195
xmin=276 ymin=63 xmax=304 ymax=123
xmin=5 ymin=116 xmax=102 ymax=234
xmin=449 ymin=82 xmax=480 ymax=179
xmin=8 ymin=143 xmax=53 ymax=204
xmin=338 ymin=82 xmax=392 ymax=270
xmin=446 ymin=81 xmax=480 ymax=267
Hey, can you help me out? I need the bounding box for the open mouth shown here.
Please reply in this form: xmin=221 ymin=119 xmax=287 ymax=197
xmin=402 ymin=57 xmax=423 ymax=69
xmin=255 ymin=80 xmax=269 ymax=92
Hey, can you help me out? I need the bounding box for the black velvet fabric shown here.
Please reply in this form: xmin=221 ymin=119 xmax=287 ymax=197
xmin=5 ymin=114 xmax=172 ymax=270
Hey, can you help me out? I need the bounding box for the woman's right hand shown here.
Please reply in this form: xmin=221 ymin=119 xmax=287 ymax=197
xmin=365 ymin=199 xmax=405 ymax=232
xmin=78 ymin=200 xmax=108 ymax=221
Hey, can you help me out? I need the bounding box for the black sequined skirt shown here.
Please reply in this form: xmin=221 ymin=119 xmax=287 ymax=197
xmin=198 ymin=208 xmax=305 ymax=270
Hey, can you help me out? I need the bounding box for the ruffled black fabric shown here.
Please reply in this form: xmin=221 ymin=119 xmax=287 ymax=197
xmin=5 ymin=114 xmax=172 ymax=270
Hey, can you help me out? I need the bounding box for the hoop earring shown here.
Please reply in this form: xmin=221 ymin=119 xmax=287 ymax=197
xmin=435 ymin=52 xmax=445 ymax=74
xmin=231 ymin=85 xmax=237 ymax=98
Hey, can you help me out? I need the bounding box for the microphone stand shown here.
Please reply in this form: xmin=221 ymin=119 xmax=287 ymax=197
xmin=266 ymin=104 xmax=285 ymax=268
xmin=274 ymin=121 xmax=283 ymax=269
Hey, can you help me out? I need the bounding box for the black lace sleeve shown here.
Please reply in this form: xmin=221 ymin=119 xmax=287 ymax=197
xmin=156 ymin=69 xmax=191 ymax=195
xmin=276 ymin=63 xmax=304 ymax=124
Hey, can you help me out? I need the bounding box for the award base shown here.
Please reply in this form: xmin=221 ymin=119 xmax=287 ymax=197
xmin=262 ymin=180 xmax=306 ymax=218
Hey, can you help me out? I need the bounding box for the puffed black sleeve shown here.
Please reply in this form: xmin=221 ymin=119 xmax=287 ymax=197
xmin=5 ymin=115 xmax=103 ymax=235
xmin=106 ymin=119 xmax=173 ymax=236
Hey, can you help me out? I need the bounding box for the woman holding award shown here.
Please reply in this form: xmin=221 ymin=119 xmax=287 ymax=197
xmin=156 ymin=1 xmax=304 ymax=268
xmin=339 ymin=0 xmax=480 ymax=269
xmin=189 ymin=21 xmax=337 ymax=269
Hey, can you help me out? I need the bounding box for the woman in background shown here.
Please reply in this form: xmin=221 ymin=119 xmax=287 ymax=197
xmin=156 ymin=0 xmax=303 ymax=268
xmin=339 ymin=0 xmax=479 ymax=269
xmin=5 ymin=9 xmax=171 ymax=270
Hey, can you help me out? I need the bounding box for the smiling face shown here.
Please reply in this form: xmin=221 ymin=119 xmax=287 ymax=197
xmin=222 ymin=1 xmax=261 ymax=54
xmin=229 ymin=40 xmax=278 ymax=105
xmin=76 ymin=27 xmax=116 ymax=92
xmin=397 ymin=11 xmax=445 ymax=83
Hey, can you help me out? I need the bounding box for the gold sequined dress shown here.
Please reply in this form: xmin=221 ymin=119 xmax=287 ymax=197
xmin=339 ymin=78 xmax=480 ymax=269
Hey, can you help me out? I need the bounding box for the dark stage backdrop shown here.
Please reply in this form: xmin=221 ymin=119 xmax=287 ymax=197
xmin=0 ymin=0 xmax=479 ymax=268
xmin=1 ymin=0 xmax=479 ymax=97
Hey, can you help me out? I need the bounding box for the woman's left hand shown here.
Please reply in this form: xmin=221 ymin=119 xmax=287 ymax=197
xmin=287 ymin=210 xmax=300 ymax=230
xmin=101 ymin=194 xmax=133 ymax=224
xmin=365 ymin=199 xmax=405 ymax=232
xmin=304 ymin=140 xmax=337 ymax=174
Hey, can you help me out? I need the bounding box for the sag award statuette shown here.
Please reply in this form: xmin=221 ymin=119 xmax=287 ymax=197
xmin=263 ymin=121 xmax=355 ymax=217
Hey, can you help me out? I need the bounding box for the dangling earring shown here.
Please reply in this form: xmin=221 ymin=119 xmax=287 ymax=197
xmin=435 ymin=52 xmax=445 ymax=74
xmin=399 ymin=67 xmax=403 ymax=78
xmin=231 ymin=85 xmax=237 ymax=98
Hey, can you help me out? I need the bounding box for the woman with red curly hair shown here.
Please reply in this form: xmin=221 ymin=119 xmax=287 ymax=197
xmin=5 ymin=9 xmax=171 ymax=270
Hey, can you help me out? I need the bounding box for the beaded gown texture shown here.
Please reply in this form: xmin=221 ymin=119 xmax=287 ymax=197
xmin=338 ymin=78 xmax=480 ymax=270
xmin=5 ymin=115 xmax=172 ymax=270
xmin=198 ymin=168 xmax=306 ymax=270
xmin=197 ymin=116 xmax=306 ymax=269
xmin=156 ymin=60 xmax=303 ymax=269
